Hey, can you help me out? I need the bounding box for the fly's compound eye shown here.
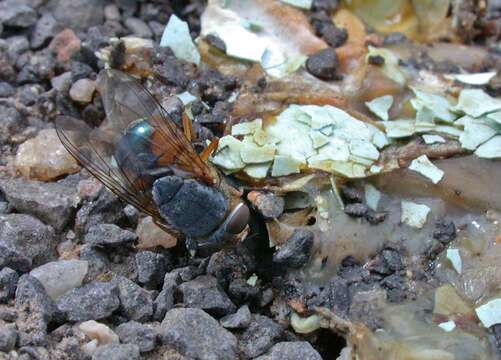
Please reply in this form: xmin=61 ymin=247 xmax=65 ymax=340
xmin=225 ymin=202 xmax=250 ymax=235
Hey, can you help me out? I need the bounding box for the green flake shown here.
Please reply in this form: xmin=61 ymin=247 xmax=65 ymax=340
xmin=366 ymin=95 xmax=393 ymax=121
xmin=475 ymin=298 xmax=501 ymax=328
xmin=475 ymin=136 xmax=501 ymax=159
xmin=279 ymin=0 xmax=312 ymax=9
xmin=411 ymin=87 xmax=456 ymax=123
xmin=349 ymin=139 xmax=380 ymax=161
xmin=243 ymin=162 xmax=271 ymax=179
xmin=453 ymin=72 xmax=496 ymax=86
xmin=231 ymin=118 xmax=263 ymax=136
xmin=401 ymin=200 xmax=430 ymax=228
xmin=446 ymin=248 xmax=462 ymax=274
xmin=271 ymin=155 xmax=302 ymax=177
xmin=160 ymin=15 xmax=200 ymax=65
xmin=364 ymin=184 xmax=381 ymax=211
xmin=383 ymin=120 xmax=415 ymax=138
xmin=309 ymin=129 xmax=330 ymax=149
xmin=210 ymin=135 xmax=245 ymax=170
xmin=408 ymin=155 xmax=444 ymax=184
xmin=453 ymin=89 xmax=501 ymax=118
xmin=422 ymin=135 xmax=446 ymax=144
xmin=240 ymin=142 xmax=276 ymax=163
xmin=459 ymin=118 xmax=497 ymax=151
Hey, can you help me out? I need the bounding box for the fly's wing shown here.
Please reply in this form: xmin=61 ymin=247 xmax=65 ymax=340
xmin=56 ymin=70 xmax=216 ymax=232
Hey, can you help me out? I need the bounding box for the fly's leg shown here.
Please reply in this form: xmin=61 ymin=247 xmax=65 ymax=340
xmin=185 ymin=236 xmax=198 ymax=257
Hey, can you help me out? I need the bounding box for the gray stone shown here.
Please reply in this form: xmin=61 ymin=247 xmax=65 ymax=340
xmin=0 ymin=324 xmax=17 ymax=352
xmin=0 ymin=267 xmax=19 ymax=303
xmin=0 ymin=178 xmax=80 ymax=231
xmin=306 ymin=47 xmax=339 ymax=80
xmin=92 ymin=343 xmax=140 ymax=360
xmin=152 ymin=272 xmax=180 ymax=321
xmin=49 ymin=0 xmax=105 ymax=31
xmin=247 ymin=191 xmax=284 ymax=219
xmin=0 ymin=82 xmax=15 ymax=97
xmin=0 ymin=214 xmax=56 ymax=271
xmin=220 ymin=304 xmax=251 ymax=329
xmin=124 ymin=18 xmax=152 ymax=38
xmin=348 ymin=289 xmax=386 ymax=330
xmin=56 ymin=281 xmax=119 ymax=322
xmin=51 ymin=71 xmax=72 ymax=93
xmin=113 ymin=276 xmax=153 ymax=322
xmin=104 ymin=4 xmax=120 ymax=21
xmin=6 ymin=36 xmax=29 ymax=63
xmin=115 ymin=320 xmax=157 ymax=353
xmin=0 ymin=0 xmax=37 ymax=28
xmin=79 ymin=244 xmax=110 ymax=280
xmin=179 ymin=275 xmax=236 ymax=317
xmin=84 ymin=224 xmax=137 ymax=247
xmin=254 ymin=342 xmax=322 ymax=360
xmin=31 ymin=12 xmax=59 ymax=49
xmin=69 ymin=78 xmax=96 ymax=103
xmin=135 ymin=251 xmax=168 ymax=288
xmin=30 ymin=260 xmax=88 ymax=300
xmin=273 ymin=229 xmax=314 ymax=269
xmin=160 ymin=308 xmax=238 ymax=360
xmin=0 ymin=104 xmax=26 ymax=143
xmin=239 ymin=315 xmax=284 ymax=358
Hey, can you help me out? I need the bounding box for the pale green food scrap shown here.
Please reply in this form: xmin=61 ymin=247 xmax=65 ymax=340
xmin=271 ymin=155 xmax=302 ymax=177
xmin=253 ymin=129 xmax=280 ymax=146
xmin=312 ymin=138 xmax=350 ymax=162
xmin=246 ymin=274 xmax=258 ymax=286
xmin=261 ymin=44 xmax=307 ymax=79
xmin=370 ymin=164 xmax=382 ymax=174
xmin=434 ymin=125 xmax=464 ymax=137
xmin=475 ymin=298 xmax=501 ymax=328
xmin=364 ymin=184 xmax=381 ymax=211
xmin=349 ymin=139 xmax=380 ymax=161
xmin=231 ymin=118 xmax=263 ymax=136
xmin=290 ymin=313 xmax=321 ymax=334
xmin=487 ymin=111 xmax=501 ymax=126
xmin=459 ymin=118 xmax=497 ymax=151
xmin=446 ymin=248 xmax=462 ymax=274
xmin=243 ymin=162 xmax=271 ymax=179
xmin=475 ymin=136 xmax=501 ymax=159
xmin=240 ymin=142 xmax=276 ymax=163
xmin=453 ymin=89 xmax=501 ymax=118
xmin=438 ymin=320 xmax=456 ymax=332
xmin=176 ymin=91 xmax=197 ymax=106
xmin=309 ymin=129 xmax=330 ymax=149
xmin=348 ymin=154 xmax=374 ymax=167
xmin=453 ymin=72 xmax=496 ymax=86
xmin=214 ymin=24 xmax=267 ymax=62
xmin=279 ymin=0 xmax=312 ymax=9
xmin=330 ymin=161 xmax=366 ymax=178
xmin=366 ymin=46 xmax=406 ymax=85
xmin=408 ymin=155 xmax=444 ymax=184
xmin=401 ymin=200 xmax=431 ymax=228
xmin=422 ymin=134 xmax=446 ymax=144
xmin=160 ymin=15 xmax=200 ymax=65
xmin=411 ymin=87 xmax=456 ymax=123
xmin=365 ymin=95 xmax=393 ymax=121
xmin=383 ymin=120 xmax=415 ymax=138
xmin=210 ymin=135 xmax=245 ymax=170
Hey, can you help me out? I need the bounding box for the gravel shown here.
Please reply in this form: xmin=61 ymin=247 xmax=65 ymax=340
xmin=306 ymin=47 xmax=339 ymax=80
xmin=31 ymin=13 xmax=59 ymax=49
xmin=113 ymin=276 xmax=154 ymax=322
xmin=135 ymin=251 xmax=169 ymax=289
xmin=273 ymin=229 xmax=314 ymax=269
xmin=0 ymin=267 xmax=19 ymax=303
xmin=239 ymin=315 xmax=284 ymax=358
xmin=152 ymin=272 xmax=180 ymax=321
xmin=0 ymin=0 xmax=38 ymax=28
xmin=84 ymin=223 xmax=137 ymax=247
xmin=220 ymin=304 xmax=252 ymax=329
xmin=115 ymin=321 xmax=157 ymax=353
xmin=0 ymin=324 xmax=18 ymax=352
xmin=160 ymin=308 xmax=238 ymax=360
xmin=92 ymin=343 xmax=140 ymax=360
xmin=255 ymin=341 xmax=323 ymax=360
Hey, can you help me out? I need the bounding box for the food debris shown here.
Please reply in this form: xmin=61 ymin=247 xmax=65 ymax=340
xmin=438 ymin=320 xmax=456 ymax=332
xmin=422 ymin=135 xmax=446 ymax=144
xmin=401 ymin=201 xmax=431 ymax=228
xmin=279 ymin=0 xmax=312 ymax=9
xmin=160 ymin=15 xmax=200 ymax=65
xmin=408 ymin=155 xmax=444 ymax=184
xmin=475 ymin=136 xmax=501 ymax=159
xmin=290 ymin=313 xmax=322 ymax=334
xmin=453 ymin=72 xmax=497 ymax=86
xmin=365 ymin=95 xmax=393 ymax=121
xmin=446 ymin=248 xmax=462 ymax=274
xmin=453 ymin=89 xmax=501 ymax=118
xmin=476 ymin=299 xmax=501 ymax=328
xmin=364 ymin=184 xmax=381 ymax=211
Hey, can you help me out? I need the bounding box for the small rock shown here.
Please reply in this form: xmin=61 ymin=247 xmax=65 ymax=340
xmin=306 ymin=47 xmax=339 ymax=80
xmin=30 ymin=260 xmax=88 ymax=301
xmin=71 ymin=61 xmax=94 ymax=82
xmin=160 ymin=308 xmax=238 ymax=360
xmin=49 ymin=29 xmax=81 ymax=62
xmin=344 ymin=203 xmax=369 ymax=218
xmin=31 ymin=13 xmax=58 ymax=49
xmin=7 ymin=36 xmax=29 ymax=62
xmin=79 ymin=244 xmax=110 ymax=280
xmin=220 ymin=304 xmax=251 ymax=329
xmin=104 ymin=4 xmax=120 ymax=21
xmin=255 ymin=341 xmax=322 ymax=360
xmin=113 ymin=276 xmax=154 ymax=322
xmin=0 ymin=308 xmax=17 ymax=322
xmin=136 ymin=216 xmax=177 ymax=249
xmin=92 ymin=343 xmax=140 ymax=360
xmin=0 ymin=0 xmax=37 ymax=28
xmin=57 ymin=281 xmax=120 ymax=322
xmin=48 ymin=0 xmax=105 ymax=31
xmin=135 ymin=251 xmax=169 ymax=288
xmin=0 ymin=104 xmax=26 ymax=143
xmin=84 ymin=224 xmax=137 ymax=247
xmin=340 ymin=185 xmax=364 ymax=203
xmin=69 ymin=78 xmax=96 ymax=103
xmin=0 ymin=82 xmax=15 ymax=97
xmin=433 ymin=220 xmax=456 ymax=244
xmin=115 ymin=321 xmax=157 ymax=353
xmin=79 ymin=320 xmax=119 ymax=346
xmin=368 ymin=54 xmax=385 ymax=66
xmin=365 ymin=210 xmax=387 ymax=225
xmin=15 ymin=129 xmax=80 ymax=181
xmin=329 ymin=277 xmax=350 ymax=317
xmin=0 ymin=178 xmax=80 ymax=231
xmin=124 ymin=18 xmax=152 ymax=38
xmin=380 ymin=274 xmax=408 ymax=302
xmin=0 ymin=267 xmax=19 ymax=303
xmin=0 ymin=214 xmax=56 ymax=270
xmin=207 ymin=248 xmax=254 ymax=287
xmin=228 ymin=278 xmax=260 ymax=303
xmin=348 ymin=289 xmax=386 ymax=330
xmin=179 ymin=275 xmax=236 ymax=317
xmin=247 ymin=191 xmax=284 ymax=219
xmin=153 ymin=272 xmax=180 ymax=321
xmin=77 ymin=178 xmax=103 ymax=200
xmin=240 ymin=315 xmax=284 ymax=358
xmin=0 ymin=324 xmax=17 ymax=352
xmin=273 ymin=229 xmax=314 ymax=269
xmin=51 ymin=71 xmax=72 ymax=93
xmin=367 ymin=248 xmax=403 ymax=275
xmin=15 ymin=275 xmax=57 ymax=322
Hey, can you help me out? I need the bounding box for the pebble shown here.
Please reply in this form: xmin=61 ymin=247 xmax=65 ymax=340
xmin=48 ymin=0 xmax=105 ymax=31
xmin=115 ymin=321 xmax=157 ymax=353
xmin=136 ymin=216 xmax=177 ymax=249
xmin=152 ymin=272 xmax=180 ymax=321
xmin=0 ymin=82 xmax=15 ymax=97
xmin=49 ymin=29 xmax=81 ymax=62
xmin=0 ymin=0 xmax=37 ymax=28
xmin=220 ymin=304 xmax=252 ymax=329
xmin=7 ymin=36 xmax=30 ymax=63
xmin=329 ymin=277 xmax=350 ymax=317
xmin=56 ymin=281 xmax=120 ymax=322
xmin=0 ymin=214 xmax=56 ymax=270
xmin=104 ymin=4 xmax=120 ymax=21
xmin=273 ymin=229 xmax=314 ymax=268
xmin=92 ymin=343 xmax=140 ymax=360
xmin=367 ymin=248 xmax=403 ymax=275
xmin=71 ymin=61 xmax=94 ymax=81
xmin=349 ymin=289 xmax=386 ymax=330
xmin=0 ymin=178 xmax=80 ymax=231
xmin=306 ymin=47 xmax=339 ymax=81
xmin=160 ymin=308 xmax=238 ymax=360
xmin=15 ymin=275 xmax=57 ymax=323
xmin=179 ymin=275 xmax=237 ymax=317
xmin=433 ymin=219 xmax=457 ymax=244
xmin=239 ymin=315 xmax=284 ymax=358
xmin=340 ymin=185 xmax=364 ymax=203
xmin=247 ymin=191 xmax=285 ymax=219
xmin=79 ymin=320 xmax=119 ymax=346
xmin=51 ymin=71 xmax=72 ymax=93
xmin=0 ymin=324 xmax=18 ymax=352
xmin=0 ymin=104 xmax=25 ymax=143
xmin=84 ymin=224 xmax=137 ymax=247
xmin=124 ymin=18 xmax=153 ymax=38
xmin=31 ymin=13 xmax=58 ymax=49
xmin=30 ymin=260 xmax=88 ymax=301
xmin=135 ymin=251 xmax=169 ymax=288
xmin=344 ymin=203 xmax=370 ymax=218
xmin=113 ymin=276 xmax=154 ymax=322
xmin=0 ymin=267 xmax=19 ymax=303
xmin=14 ymin=129 xmax=80 ymax=181
xmin=255 ymin=341 xmax=323 ymax=360
xmin=69 ymin=78 xmax=96 ymax=103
